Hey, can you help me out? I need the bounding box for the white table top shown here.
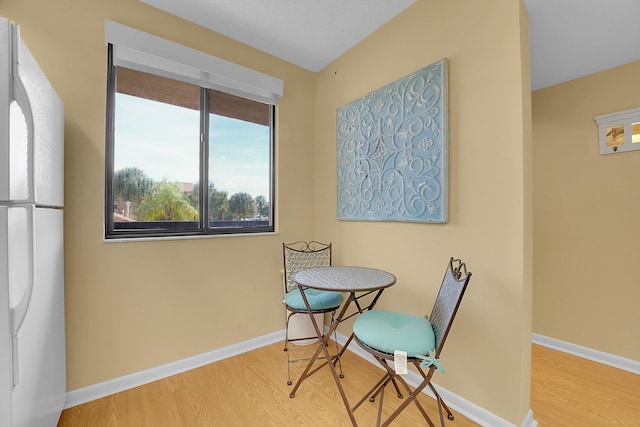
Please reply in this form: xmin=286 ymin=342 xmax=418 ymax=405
xmin=293 ymin=266 xmax=396 ymax=292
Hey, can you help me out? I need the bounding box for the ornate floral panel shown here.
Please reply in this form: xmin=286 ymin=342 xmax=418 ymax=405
xmin=337 ymin=59 xmax=448 ymax=223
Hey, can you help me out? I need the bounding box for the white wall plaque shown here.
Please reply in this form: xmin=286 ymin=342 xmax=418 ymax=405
xmin=595 ymin=107 xmax=640 ymax=155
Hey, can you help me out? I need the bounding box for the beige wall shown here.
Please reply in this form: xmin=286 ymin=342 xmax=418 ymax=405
xmin=0 ymin=0 xmax=319 ymax=390
xmin=532 ymin=60 xmax=640 ymax=361
xmin=315 ymin=0 xmax=533 ymax=423
xmin=1 ymin=0 xmax=534 ymax=424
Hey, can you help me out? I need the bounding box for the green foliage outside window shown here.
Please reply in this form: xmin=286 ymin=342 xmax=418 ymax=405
xmin=136 ymin=180 xmax=198 ymax=221
xmin=228 ymin=192 xmax=256 ymax=219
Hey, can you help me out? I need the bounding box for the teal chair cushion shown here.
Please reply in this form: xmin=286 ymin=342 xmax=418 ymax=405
xmin=354 ymin=310 xmax=435 ymax=357
xmin=284 ymin=288 xmax=343 ymax=311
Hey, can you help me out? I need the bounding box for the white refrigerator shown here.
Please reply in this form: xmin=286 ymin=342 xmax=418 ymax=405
xmin=0 ymin=18 xmax=66 ymax=427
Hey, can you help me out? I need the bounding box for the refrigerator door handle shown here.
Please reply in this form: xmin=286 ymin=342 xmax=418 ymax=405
xmin=9 ymin=206 xmax=35 ymax=387
xmin=11 ymin=334 xmax=20 ymax=387
xmin=10 ymin=206 xmax=34 ymax=336
xmin=9 ymin=22 xmax=36 ymax=332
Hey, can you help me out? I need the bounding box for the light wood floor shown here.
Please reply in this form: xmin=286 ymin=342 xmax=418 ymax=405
xmin=58 ymin=343 xmax=640 ymax=426
xmin=531 ymin=344 xmax=640 ymax=427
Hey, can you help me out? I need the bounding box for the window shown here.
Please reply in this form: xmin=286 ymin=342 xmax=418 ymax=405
xmin=104 ymin=22 xmax=282 ymax=239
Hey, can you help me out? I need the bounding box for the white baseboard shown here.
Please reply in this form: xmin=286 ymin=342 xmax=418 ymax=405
xmin=334 ymin=331 xmax=537 ymax=427
xmin=520 ymin=409 xmax=538 ymax=427
xmin=64 ymin=330 xmax=284 ymax=409
xmin=65 ymin=328 xmax=537 ymax=427
xmin=532 ymin=333 xmax=640 ymax=375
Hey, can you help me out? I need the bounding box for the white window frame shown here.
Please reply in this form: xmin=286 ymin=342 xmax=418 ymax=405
xmin=104 ymin=22 xmax=283 ymax=239
xmin=105 ymin=21 xmax=283 ymax=104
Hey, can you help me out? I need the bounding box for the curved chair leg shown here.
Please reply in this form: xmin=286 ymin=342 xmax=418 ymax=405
xmin=390 ymin=378 xmax=403 ymax=399
xmin=329 ymin=312 xmax=345 ymax=379
xmin=351 ymin=371 xmax=389 ymax=413
xmin=357 ymin=361 xmax=436 ymax=427
xmin=429 ymin=383 xmax=454 ymax=421
xmin=285 ymin=310 xmax=344 ymax=387
xmin=367 ymin=376 xmax=402 ymax=402
xmin=368 ymin=359 xmax=403 ymax=401
xmin=285 ymin=311 xmax=293 ymax=385
xmin=393 ymin=372 xmax=434 ymax=426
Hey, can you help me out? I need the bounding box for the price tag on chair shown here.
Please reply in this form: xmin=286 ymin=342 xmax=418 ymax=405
xmin=394 ymin=350 xmax=407 ymax=375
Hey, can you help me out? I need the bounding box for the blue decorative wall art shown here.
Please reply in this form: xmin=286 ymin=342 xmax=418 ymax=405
xmin=337 ymin=59 xmax=448 ymax=223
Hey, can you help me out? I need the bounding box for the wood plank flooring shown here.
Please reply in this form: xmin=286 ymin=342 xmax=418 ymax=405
xmin=58 ymin=342 xmax=478 ymax=426
xmin=58 ymin=343 xmax=639 ymax=426
xmin=530 ymin=344 xmax=640 ymax=427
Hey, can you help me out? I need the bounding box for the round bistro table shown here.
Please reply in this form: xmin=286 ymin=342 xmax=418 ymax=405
xmin=290 ymin=266 xmax=396 ymax=426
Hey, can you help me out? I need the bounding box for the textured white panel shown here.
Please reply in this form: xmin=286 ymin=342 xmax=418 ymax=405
xmin=11 ymin=207 xmax=66 ymax=427
xmin=15 ymin=35 xmax=64 ymax=207
xmin=0 ymin=18 xmax=12 ymax=201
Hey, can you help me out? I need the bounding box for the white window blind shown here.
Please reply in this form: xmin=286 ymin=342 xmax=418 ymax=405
xmin=104 ymin=21 xmax=283 ymax=105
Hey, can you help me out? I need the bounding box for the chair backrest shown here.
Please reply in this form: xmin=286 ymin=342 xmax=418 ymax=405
xmin=428 ymin=258 xmax=472 ymax=357
xmin=282 ymin=241 xmax=332 ymax=293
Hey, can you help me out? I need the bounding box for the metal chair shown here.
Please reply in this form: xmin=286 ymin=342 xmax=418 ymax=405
xmin=352 ymin=257 xmax=472 ymax=427
xmin=282 ymin=241 xmax=344 ymax=385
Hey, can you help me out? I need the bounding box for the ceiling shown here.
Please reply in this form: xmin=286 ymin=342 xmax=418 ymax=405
xmin=523 ymin=0 xmax=640 ymax=90
xmin=138 ymin=0 xmax=415 ymax=73
xmin=140 ymin=0 xmax=640 ymax=91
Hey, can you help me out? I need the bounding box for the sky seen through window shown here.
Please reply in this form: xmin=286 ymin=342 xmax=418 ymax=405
xmin=114 ymin=93 xmax=270 ymax=201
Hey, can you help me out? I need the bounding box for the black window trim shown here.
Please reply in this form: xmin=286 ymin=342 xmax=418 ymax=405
xmin=104 ymin=44 xmax=276 ymax=240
